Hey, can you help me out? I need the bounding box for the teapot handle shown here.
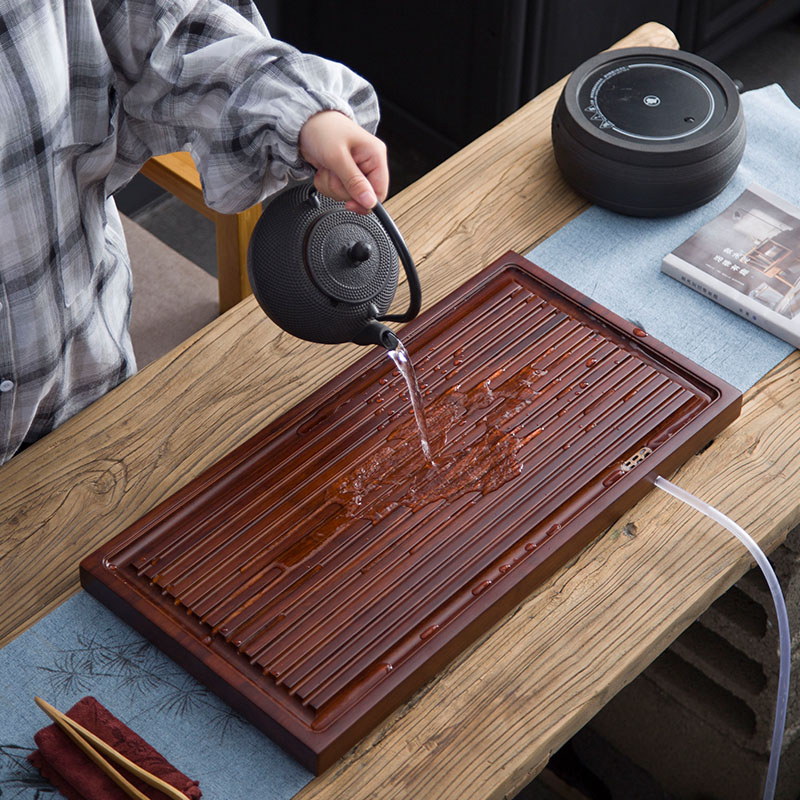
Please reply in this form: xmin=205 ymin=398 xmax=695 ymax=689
xmin=371 ymin=202 xmax=422 ymax=323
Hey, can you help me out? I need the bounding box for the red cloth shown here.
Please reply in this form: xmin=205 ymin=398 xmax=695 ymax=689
xmin=28 ymin=696 xmax=202 ymax=800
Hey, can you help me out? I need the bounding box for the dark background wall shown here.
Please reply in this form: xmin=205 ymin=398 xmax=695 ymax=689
xmin=258 ymin=0 xmax=800 ymax=164
xmin=115 ymin=1 xmax=800 ymax=272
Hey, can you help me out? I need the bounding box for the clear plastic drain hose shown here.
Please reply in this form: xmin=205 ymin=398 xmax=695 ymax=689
xmin=653 ymin=475 xmax=790 ymax=800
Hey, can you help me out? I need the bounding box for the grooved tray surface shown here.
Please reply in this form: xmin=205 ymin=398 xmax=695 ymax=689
xmin=81 ymin=253 xmax=741 ymax=773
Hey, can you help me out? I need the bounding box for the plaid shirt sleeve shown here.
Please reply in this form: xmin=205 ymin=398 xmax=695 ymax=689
xmin=101 ymin=0 xmax=380 ymax=212
xmin=0 ymin=0 xmax=379 ymax=465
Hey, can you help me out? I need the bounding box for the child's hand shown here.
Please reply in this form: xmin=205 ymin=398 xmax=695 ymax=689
xmin=299 ymin=110 xmax=389 ymax=214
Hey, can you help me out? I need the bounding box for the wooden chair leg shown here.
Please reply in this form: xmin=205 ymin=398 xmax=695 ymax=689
xmin=214 ymin=205 xmax=262 ymax=313
xmin=140 ymin=153 xmax=263 ymax=314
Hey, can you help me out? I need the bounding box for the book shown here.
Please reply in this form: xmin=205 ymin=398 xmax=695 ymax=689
xmin=661 ymin=183 xmax=800 ymax=348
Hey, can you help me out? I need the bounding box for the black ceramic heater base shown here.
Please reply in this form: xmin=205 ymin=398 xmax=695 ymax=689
xmin=551 ymin=47 xmax=746 ymax=217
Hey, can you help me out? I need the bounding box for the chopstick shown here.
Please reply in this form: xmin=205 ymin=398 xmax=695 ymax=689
xmin=34 ymin=697 xmax=190 ymax=800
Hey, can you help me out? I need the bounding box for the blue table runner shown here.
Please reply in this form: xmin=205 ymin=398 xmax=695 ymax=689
xmin=527 ymin=84 xmax=800 ymax=392
xmin=0 ymin=592 xmax=313 ymax=798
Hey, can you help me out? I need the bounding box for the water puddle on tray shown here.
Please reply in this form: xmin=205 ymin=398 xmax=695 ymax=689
xmin=325 ymin=338 xmax=550 ymax=524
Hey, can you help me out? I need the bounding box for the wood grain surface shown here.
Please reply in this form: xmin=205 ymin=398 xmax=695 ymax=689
xmin=4 ymin=21 xmax=795 ymax=800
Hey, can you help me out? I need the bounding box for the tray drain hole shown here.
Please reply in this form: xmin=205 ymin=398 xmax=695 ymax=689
xmin=621 ymin=446 xmax=653 ymax=473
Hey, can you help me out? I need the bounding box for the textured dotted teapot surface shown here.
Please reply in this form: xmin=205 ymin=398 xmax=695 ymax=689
xmin=247 ymin=183 xmax=398 ymax=344
xmin=81 ymin=253 xmax=741 ymax=773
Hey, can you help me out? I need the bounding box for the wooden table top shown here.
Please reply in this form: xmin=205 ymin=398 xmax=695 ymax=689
xmin=3 ymin=22 xmax=799 ymax=800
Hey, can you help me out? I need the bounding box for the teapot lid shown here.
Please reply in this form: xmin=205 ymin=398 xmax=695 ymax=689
xmin=305 ymin=208 xmax=394 ymax=305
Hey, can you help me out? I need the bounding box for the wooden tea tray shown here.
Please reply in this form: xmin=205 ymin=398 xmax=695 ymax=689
xmin=80 ymin=252 xmax=741 ymax=773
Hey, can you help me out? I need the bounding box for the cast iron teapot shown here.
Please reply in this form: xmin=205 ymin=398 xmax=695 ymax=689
xmin=247 ymin=180 xmax=421 ymax=349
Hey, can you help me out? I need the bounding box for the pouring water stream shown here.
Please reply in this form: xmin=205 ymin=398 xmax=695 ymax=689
xmin=387 ymin=339 xmax=434 ymax=465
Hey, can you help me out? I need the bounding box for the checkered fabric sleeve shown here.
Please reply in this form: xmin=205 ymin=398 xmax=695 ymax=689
xmin=0 ymin=0 xmax=379 ymax=465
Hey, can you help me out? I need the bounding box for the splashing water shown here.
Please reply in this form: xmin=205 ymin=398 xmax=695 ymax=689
xmin=388 ymin=340 xmax=434 ymax=464
xmin=328 ymin=356 xmax=538 ymax=523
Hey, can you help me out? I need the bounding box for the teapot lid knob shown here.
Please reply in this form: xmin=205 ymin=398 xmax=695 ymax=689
xmin=347 ymin=241 xmax=372 ymax=264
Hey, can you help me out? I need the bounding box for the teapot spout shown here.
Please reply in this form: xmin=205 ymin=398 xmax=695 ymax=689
xmin=353 ymin=319 xmax=400 ymax=350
